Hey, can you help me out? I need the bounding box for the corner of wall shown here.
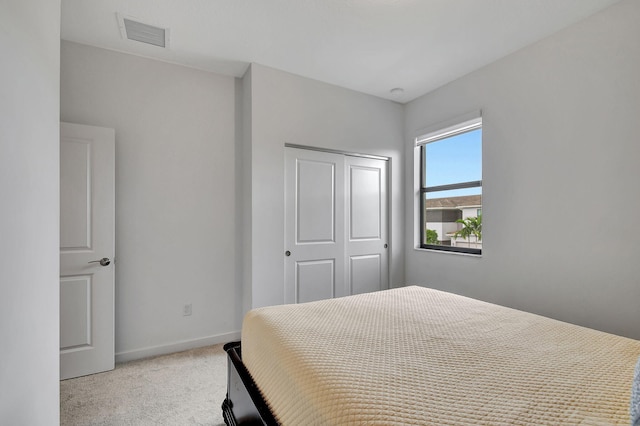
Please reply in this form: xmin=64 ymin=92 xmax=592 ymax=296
xmin=239 ymin=66 xmax=253 ymax=321
xmin=0 ymin=0 xmax=61 ymax=423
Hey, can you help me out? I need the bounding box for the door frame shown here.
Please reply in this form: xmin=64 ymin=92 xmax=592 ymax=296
xmin=285 ymin=143 xmax=390 ymax=162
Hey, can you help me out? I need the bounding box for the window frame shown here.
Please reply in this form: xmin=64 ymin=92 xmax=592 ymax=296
xmin=417 ymin=116 xmax=482 ymax=255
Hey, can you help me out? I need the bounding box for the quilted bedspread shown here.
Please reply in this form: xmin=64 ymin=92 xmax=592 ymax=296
xmin=242 ymin=286 xmax=640 ymax=425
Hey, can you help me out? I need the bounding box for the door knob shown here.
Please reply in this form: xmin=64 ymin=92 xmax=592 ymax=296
xmin=88 ymin=257 xmax=111 ymax=266
xmin=285 ymin=250 xmax=291 ymax=257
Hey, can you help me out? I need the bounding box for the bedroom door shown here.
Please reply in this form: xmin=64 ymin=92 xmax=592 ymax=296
xmin=285 ymin=147 xmax=388 ymax=304
xmin=60 ymin=122 xmax=115 ymax=380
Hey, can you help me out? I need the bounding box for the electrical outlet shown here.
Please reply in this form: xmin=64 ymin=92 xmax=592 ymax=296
xmin=183 ymin=303 xmax=192 ymax=316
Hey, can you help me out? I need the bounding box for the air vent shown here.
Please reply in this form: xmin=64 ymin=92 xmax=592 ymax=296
xmin=117 ymin=14 xmax=169 ymax=48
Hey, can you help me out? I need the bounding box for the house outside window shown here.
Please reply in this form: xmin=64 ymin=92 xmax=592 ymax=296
xmin=417 ymin=116 xmax=482 ymax=254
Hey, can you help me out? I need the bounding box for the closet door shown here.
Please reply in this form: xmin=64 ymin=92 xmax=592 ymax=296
xmin=285 ymin=147 xmax=389 ymax=304
xmin=284 ymin=148 xmax=345 ymax=304
xmin=345 ymin=156 xmax=389 ymax=295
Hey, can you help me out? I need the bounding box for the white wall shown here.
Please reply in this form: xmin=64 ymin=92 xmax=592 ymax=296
xmin=0 ymin=1 xmax=61 ymax=424
xmin=405 ymin=0 xmax=640 ymax=339
xmin=246 ymin=64 xmax=405 ymax=309
xmin=61 ymin=41 xmax=239 ymax=360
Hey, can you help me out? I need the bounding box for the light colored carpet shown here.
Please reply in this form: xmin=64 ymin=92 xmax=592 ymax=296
xmin=61 ymin=344 xmax=228 ymax=426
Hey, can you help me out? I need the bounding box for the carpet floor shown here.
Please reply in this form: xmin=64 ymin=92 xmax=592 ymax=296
xmin=60 ymin=344 xmax=228 ymax=426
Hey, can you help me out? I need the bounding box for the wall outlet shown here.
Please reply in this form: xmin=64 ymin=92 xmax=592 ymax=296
xmin=183 ymin=303 xmax=192 ymax=316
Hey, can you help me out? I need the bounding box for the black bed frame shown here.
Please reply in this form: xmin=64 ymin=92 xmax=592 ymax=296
xmin=221 ymin=342 xmax=279 ymax=426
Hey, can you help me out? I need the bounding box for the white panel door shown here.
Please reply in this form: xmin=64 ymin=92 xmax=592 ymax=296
xmin=285 ymin=148 xmax=345 ymax=303
xmin=285 ymin=147 xmax=389 ymax=304
xmin=345 ymin=156 xmax=389 ymax=295
xmin=60 ymin=122 xmax=115 ymax=380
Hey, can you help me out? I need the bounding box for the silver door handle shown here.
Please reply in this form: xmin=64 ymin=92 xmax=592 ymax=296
xmin=88 ymin=257 xmax=111 ymax=266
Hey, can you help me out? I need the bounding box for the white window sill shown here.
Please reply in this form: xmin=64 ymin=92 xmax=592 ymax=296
xmin=413 ymin=246 xmax=482 ymax=258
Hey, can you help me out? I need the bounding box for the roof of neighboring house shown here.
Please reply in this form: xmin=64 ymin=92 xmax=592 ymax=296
xmin=426 ymin=195 xmax=482 ymax=209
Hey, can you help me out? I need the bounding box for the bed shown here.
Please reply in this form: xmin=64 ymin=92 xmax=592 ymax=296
xmin=222 ymin=286 xmax=640 ymax=425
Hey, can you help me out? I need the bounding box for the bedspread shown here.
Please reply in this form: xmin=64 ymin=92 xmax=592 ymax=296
xmin=242 ymin=286 xmax=640 ymax=425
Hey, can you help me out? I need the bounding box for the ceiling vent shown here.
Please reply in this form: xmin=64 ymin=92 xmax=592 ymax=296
xmin=117 ymin=14 xmax=169 ymax=48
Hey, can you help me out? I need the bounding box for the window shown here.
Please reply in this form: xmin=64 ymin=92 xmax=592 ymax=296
xmin=417 ymin=117 xmax=482 ymax=254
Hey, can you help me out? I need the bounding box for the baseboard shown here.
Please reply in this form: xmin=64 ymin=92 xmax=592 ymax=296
xmin=115 ymin=330 xmax=241 ymax=363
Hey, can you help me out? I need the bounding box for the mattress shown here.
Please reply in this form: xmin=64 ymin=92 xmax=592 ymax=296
xmin=241 ymin=286 xmax=640 ymax=425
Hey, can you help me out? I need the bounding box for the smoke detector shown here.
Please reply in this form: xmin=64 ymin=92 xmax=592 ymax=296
xmin=117 ymin=13 xmax=169 ymax=48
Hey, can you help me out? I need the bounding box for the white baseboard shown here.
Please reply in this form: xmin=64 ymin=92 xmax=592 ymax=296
xmin=115 ymin=330 xmax=241 ymax=364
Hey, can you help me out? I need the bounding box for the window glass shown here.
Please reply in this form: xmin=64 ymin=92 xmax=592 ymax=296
xmin=419 ymin=124 xmax=482 ymax=254
xmin=424 ymin=129 xmax=482 ymax=188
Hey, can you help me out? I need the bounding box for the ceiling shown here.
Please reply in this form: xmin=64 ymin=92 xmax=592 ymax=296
xmin=61 ymin=0 xmax=621 ymax=103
